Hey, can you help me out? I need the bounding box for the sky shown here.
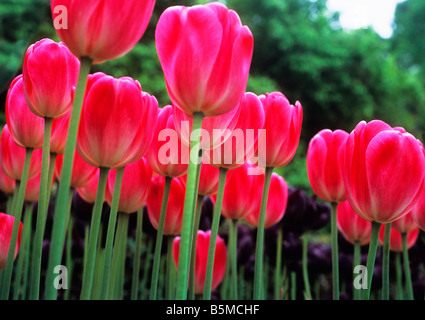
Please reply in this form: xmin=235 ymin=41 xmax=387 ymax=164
xmin=326 ymin=0 xmax=406 ymax=38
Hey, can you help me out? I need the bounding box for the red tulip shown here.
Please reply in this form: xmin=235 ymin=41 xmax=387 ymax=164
xmin=76 ymin=169 xmax=99 ymax=204
xmin=6 ymin=75 xmax=44 ymax=149
xmin=337 ymin=200 xmax=372 ymax=245
xmin=392 ymin=212 xmax=418 ymax=234
xmin=146 ymin=175 xmax=186 ymax=236
xmin=24 ymin=172 xmax=42 ymax=203
xmin=22 ymin=38 xmax=80 ymax=119
xmin=55 ymin=150 xmax=97 ymax=189
xmin=256 ymin=92 xmax=303 ymax=168
xmin=51 ymin=0 xmax=155 ymax=64
xmin=245 ymin=172 xmax=288 ymax=228
xmin=342 ymin=120 xmax=425 ymax=224
xmin=0 ymin=165 xmax=15 ymax=196
xmin=0 ymin=213 xmax=23 ymax=269
xmin=173 ymin=230 xmax=227 ymax=294
xmin=205 ymin=92 xmax=265 ymax=169
xmin=213 ymin=162 xmax=260 ymax=221
xmin=173 ymin=103 xmax=240 ymax=150
xmin=307 ymin=129 xmax=348 ymax=203
xmin=0 ymin=125 xmax=42 ymax=181
xmin=146 ymin=105 xmax=189 ymax=178
xmin=198 ymin=160 xmax=220 ymax=197
xmin=378 ymin=225 xmax=419 ymax=252
xmin=156 ymin=2 xmax=253 ymax=117
xmin=105 ymin=157 xmax=152 ymax=214
xmin=77 ymin=73 xmax=158 ymax=169
xmin=50 ymin=112 xmax=71 ymax=155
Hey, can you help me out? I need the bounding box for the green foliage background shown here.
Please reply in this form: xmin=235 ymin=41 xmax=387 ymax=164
xmin=1 ymin=0 xmax=424 ymax=192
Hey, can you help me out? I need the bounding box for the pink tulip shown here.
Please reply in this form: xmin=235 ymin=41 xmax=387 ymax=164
xmin=50 ymin=112 xmax=71 ymax=155
xmin=205 ymin=92 xmax=265 ymax=169
xmin=55 ymin=150 xmax=97 ymax=189
xmin=307 ymin=129 xmax=349 ymax=203
xmin=256 ymin=92 xmax=303 ymax=168
xmin=245 ymin=172 xmax=288 ymax=228
xmin=24 ymin=172 xmax=42 ymax=203
xmin=105 ymin=157 xmax=152 ymax=214
xmin=392 ymin=212 xmax=418 ymax=234
xmin=0 ymin=165 xmax=15 ymax=196
xmin=342 ymin=120 xmax=425 ymax=224
xmin=378 ymin=225 xmax=419 ymax=252
xmin=77 ymin=73 xmax=158 ymax=169
xmin=0 ymin=125 xmax=42 ymax=181
xmin=198 ymin=160 xmax=220 ymax=197
xmin=156 ymin=2 xmax=253 ymax=117
xmin=0 ymin=213 xmax=22 ymax=269
xmin=51 ymin=0 xmax=155 ymax=64
xmin=146 ymin=175 xmax=185 ymax=236
xmin=22 ymin=38 xmax=80 ymax=119
xmin=76 ymin=169 xmax=100 ymax=204
xmin=6 ymin=75 xmax=44 ymax=149
xmin=337 ymin=200 xmax=372 ymax=245
xmin=146 ymin=105 xmax=189 ymax=178
xmin=173 ymin=230 xmax=227 ymax=294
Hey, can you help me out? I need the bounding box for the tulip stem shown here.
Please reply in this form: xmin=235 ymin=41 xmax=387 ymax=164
xmin=402 ymin=232 xmax=414 ymax=300
xmin=363 ymin=221 xmax=381 ymax=300
xmin=131 ymin=208 xmax=144 ymax=300
xmin=176 ymin=112 xmax=204 ymax=300
xmin=141 ymin=237 xmax=154 ymax=299
xmin=9 ymin=182 xmax=20 ymax=217
xmin=229 ymin=219 xmax=239 ymax=300
xmin=301 ymin=233 xmax=312 ymax=300
xmin=6 ymin=196 xmax=13 ymax=216
xmin=12 ymin=203 xmax=33 ymax=300
xmin=253 ymin=166 xmax=274 ymax=300
xmin=100 ymin=166 xmax=125 ymax=300
xmin=382 ymin=222 xmax=391 ymax=300
xmin=395 ymin=252 xmax=404 ymax=300
xmin=1 ymin=148 xmax=32 ymax=300
xmin=150 ymin=176 xmax=172 ymax=300
xmin=189 ymin=195 xmax=204 ymax=300
xmin=274 ymin=227 xmax=283 ymax=300
xmin=46 ymin=153 xmax=57 ymax=204
xmin=167 ymin=236 xmax=175 ymax=300
xmin=291 ymin=271 xmax=296 ymax=300
xmin=203 ymin=167 xmax=228 ymax=300
xmin=80 ymin=167 xmax=109 ymax=300
xmin=64 ymin=215 xmax=73 ymax=301
xmin=44 ymin=56 xmax=92 ymax=300
xmin=330 ymin=202 xmax=339 ymax=300
xmin=353 ymin=240 xmax=361 ymax=300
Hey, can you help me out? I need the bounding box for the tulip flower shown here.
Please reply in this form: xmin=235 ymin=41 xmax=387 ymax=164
xmin=307 ymin=128 xmax=349 ymax=300
xmin=379 ymin=223 xmax=419 ymax=252
xmin=50 ymin=112 xmax=71 ymax=155
xmin=337 ymin=201 xmax=372 ymax=246
xmin=0 ymin=165 xmax=15 ymax=214
xmin=173 ymin=230 xmax=227 ymax=295
xmin=146 ymin=105 xmax=189 ymax=178
xmin=55 ymin=151 xmax=97 ymax=190
xmin=76 ymin=169 xmax=99 ymax=204
xmin=51 ymin=0 xmax=155 ymax=64
xmin=250 ymin=91 xmax=302 ymax=299
xmin=198 ymin=161 xmax=220 ymax=197
xmin=341 ymin=120 xmax=425 ymax=299
xmin=410 ymin=189 xmax=425 ymax=232
xmin=0 ymin=213 xmax=22 ymax=269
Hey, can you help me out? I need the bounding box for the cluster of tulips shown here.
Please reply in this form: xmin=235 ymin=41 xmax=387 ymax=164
xmin=0 ymin=0 xmax=424 ymax=301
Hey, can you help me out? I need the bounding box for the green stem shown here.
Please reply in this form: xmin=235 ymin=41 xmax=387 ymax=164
xmin=1 ymin=148 xmax=32 ymax=300
xmin=253 ymin=167 xmax=274 ymax=300
xmin=382 ymin=222 xmax=391 ymax=300
xmin=402 ymin=232 xmax=414 ymax=300
xmin=6 ymin=196 xmax=13 ymax=216
xmin=330 ymin=202 xmax=339 ymax=300
xmin=100 ymin=166 xmax=125 ymax=299
xmin=22 ymin=229 xmax=35 ymax=300
xmin=12 ymin=203 xmax=33 ymax=300
xmin=64 ymin=215 xmax=73 ymax=300
xmin=395 ymin=251 xmax=403 ymax=300
xmin=10 ymin=181 xmax=20 ymax=217
xmin=117 ymin=214 xmax=129 ymax=299
xmin=274 ymin=227 xmax=283 ymax=300
xmin=79 ymin=167 xmax=109 ymax=299
xmin=175 ymin=112 xmax=204 ymax=300
xmin=353 ymin=240 xmax=361 ymax=300
xmin=141 ymin=238 xmax=153 ymax=300
xmin=291 ymin=271 xmax=296 ymax=300
xmin=203 ymin=167 xmax=228 ymax=300
xmin=150 ymin=176 xmax=172 ymax=300
xmin=46 ymin=153 xmax=57 ymax=205
xmin=44 ymin=56 xmax=92 ymax=300
xmin=166 ymin=236 xmax=175 ymax=300
xmin=230 ymin=219 xmax=238 ymax=300
xmin=302 ymin=233 xmax=312 ymax=300
xmin=131 ymin=208 xmax=144 ymax=300
xmin=363 ymin=221 xmax=381 ymax=300
xmin=189 ymin=195 xmax=204 ymax=300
